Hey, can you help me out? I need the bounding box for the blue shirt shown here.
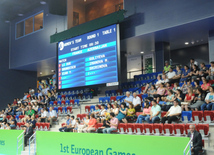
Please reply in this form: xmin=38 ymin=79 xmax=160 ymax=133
xmin=124 ymin=96 xmax=133 ymax=107
xmin=66 ymin=119 xmax=71 ymax=125
xmin=53 ymin=74 xmax=56 ymax=83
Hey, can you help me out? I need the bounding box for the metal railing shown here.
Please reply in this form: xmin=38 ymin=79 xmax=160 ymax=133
xmin=29 ymin=132 xmax=36 ymax=155
xmin=127 ymin=68 xmax=156 ymax=79
xmin=17 ymin=131 xmax=24 ymax=155
xmin=183 ymin=139 xmax=192 ymax=155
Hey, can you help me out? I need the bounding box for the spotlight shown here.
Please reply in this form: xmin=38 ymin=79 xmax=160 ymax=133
xmin=185 ymin=42 xmax=189 ymax=45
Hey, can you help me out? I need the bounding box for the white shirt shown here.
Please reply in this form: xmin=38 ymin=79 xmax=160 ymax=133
xmin=133 ymin=96 xmax=141 ymax=106
xmin=41 ymin=111 xmax=49 ymax=118
xmin=167 ymin=71 xmax=176 ymax=79
xmin=113 ymin=108 xmax=119 ymax=114
xmin=71 ymin=119 xmax=76 ymax=126
xmin=167 ymin=105 xmax=182 ymax=116
xmin=49 ymin=110 xmax=57 ymax=117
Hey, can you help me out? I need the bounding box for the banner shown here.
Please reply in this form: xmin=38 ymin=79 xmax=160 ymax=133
xmin=36 ymin=131 xmax=189 ymax=155
xmin=0 ymin=130 xmax=24 ymax=155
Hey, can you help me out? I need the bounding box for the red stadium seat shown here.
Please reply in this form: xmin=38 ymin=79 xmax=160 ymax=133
xmin=173 ymin=124 xmax=185 ymax=136
xmin=35 ymin=123 xmax=41 ymax=130
xmin=153 ymin=123 xmax=163 ymax=136
xmin=40 ymin=123 xmax=45 ymax=131
xmin=136 ymin=112 xmax=143 ymax=117
xmin=110 ymin=96 xmax=116 ymax=102
xmin=97 ymin=105 xmax=101 ymax=109
xmin=126 ymin=123 xmax=135 ymax=134
xmin=85 ymin=106 xmax=90 ymax=113
xmin=96 ymin=123 xmax=103 ymax=129
xmin=58 ymin=107 xmax=63 ymax=115
xmin=16 ymin=122 xmax=21 ymax=130
xmin=163 ymin=124 xmax=174 ymax=136
xmin=134 ymin=124 xmax=144 ymax=135
xmin=6 ymin=115 xmax=11 ymax=120
xmin=19 ymin=115 xmax=25 ymax=121
xmin=70 ymin=100 xmax=75 ymax=105
xmin=118 ymin=123 xmax=127 ymax=134
xmin=197 ymin=124 xmax=210 ymax=138
xmin=192 ymin=111 xmax=203 ymax=123
xmin=53 ymin=101 xmax=58 ymax=106
xmin=161 ymin=111 xmax=167 ymax=118
xmin=61 ymin=100 xmax=65 ymax=106
xmin=61 ymin=123 xmax=66 ymax=127
xmin=137 ymin=94 xmax=142 ymax=102
xmin=144 ymin=124 xmax=153 ymax=135
xmin=44 ymin=123 xmax=50 ymax=131
xmin=116 ymin=90 xmax=122 ymax=96
xmin=203 ymin=111 xmax=214 ymax=123
xmin=67 ymin=107 xmax=72 ymax=114
xmin=81 ymin=114 xmax=87 ymax=120
xmin=35 ymin=115 xmax=39 ymax=119
xmin=77 ymin=114 xmax=82 ymax=121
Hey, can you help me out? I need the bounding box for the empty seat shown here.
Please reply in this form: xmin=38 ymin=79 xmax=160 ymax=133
xmin=81 ymin=114 xmax=87 ymax=120
xmin=163 ymin=124 xmax=174 ymax=136
xmin=85 ymin=106 xmax=90 ymax=113
xmin=110 ymin=96 xmax=116 ymax=102
xmin=192 ymin=111 xmax=203 ymax=123
xmin=197 ymin=124 xmax=210 ymax=138
xmin=58 ymin=107 xmax=63 ymax=115
xmin=49 ymin=101 xmax=54 ymax=106
xmin=35 ymin=123 xmax=41 ymax=130
xmin=67 ymin=107 xmax=72 ymax=114
xmin=44 ymin=123 xmax=50 ymax=131
xmin=53 ymin=101 xmax=58 ymax=106
xmin=144 ymin=124 xmax=153 ymax=135
xmin=65 ymin=100 xmax=70 ymax=105
xmin=77 ymin=114 xmax=82 ymax=121
xmin=118 ymin=123 xmax=127 ymax=134
xmin=99 ymin=97 xmax=104 ymax=103
xmin=153 ymin=124 xmax=163 ymax=136
xmin=182 ymin=111 xmax=192 ymax=123
xmin=134 ymin=124 xmax=144 ymax=135
xmin=174 ymin=124 xmax=185 ymax=136
xmin=70 ymin=100 xmax=75 ymax=105
xmin=61 ymin=100 xmax=65 ymax=106
xmin=90 ymin=105 xmax=95 ymax=112
xmin=126 ymin=123 xmax=135 ymax=134
xmin=203 ymin=111 xmax=214 ymax=123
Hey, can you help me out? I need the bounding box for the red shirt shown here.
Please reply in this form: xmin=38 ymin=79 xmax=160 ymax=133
xmin=88 ymin=118 xmax=97 ymax=127
xmin=185 ymin=94 xmax=195 ymax=101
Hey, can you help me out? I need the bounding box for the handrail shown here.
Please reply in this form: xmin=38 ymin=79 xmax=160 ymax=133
xmin=183 ymin=139 xmax=192 ymax=155
xmin=29 ymin=132 xmax=36 ymax=155
xmin=17 ymin=131 xmax=24 ymax=155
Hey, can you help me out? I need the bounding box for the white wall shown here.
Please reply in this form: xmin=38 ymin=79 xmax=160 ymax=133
xmin=127 ymin=55 xmax=142 ymax=79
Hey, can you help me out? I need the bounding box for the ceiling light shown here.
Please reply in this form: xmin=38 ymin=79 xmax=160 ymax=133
xmin=141 ymin=51 xmax=144 ymax=54
xmin=51 ymin=70 xmax=54 ymax=72
xmin=18 ymin=13 xmax=24 ymax=16
xmin=40 ymin=1 xmax=46 ymax=5
xmin=40 ymin=72 xmax=42 ymax=75
xmin=5 ymin=20 xmax=10 ymax=23
xmin=185 ymin=42 xmax=189 ymax=45
xmin=84 ymin=0 xmax=87 ymax=2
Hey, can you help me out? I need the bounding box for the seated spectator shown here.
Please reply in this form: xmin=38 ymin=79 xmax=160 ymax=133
xmin=15 ymin=104 xmax=23 ymax=115
xmin=167 ymin=67 xmax=176 ymax=83
xmin=37 ymin=90 xmax=42 ymax=98
xmin=170 ymin=65 xmax=182 ymax=83
xmin=0 ymin=115 xmax=7 ymax=128
xmin=103 ymin=113 xmax=118 ymax=134
xmin=190 ymin=64 xmax=199 ymax=81
xmin=96 ymin=104 xmax=106 ymax=123
xmin=73 ymin=118 xmax=80 ymax=132
xmin=190 ymin=58 xmax=198 ymax=68
xmin=32 ymin=102 xmax=39 ymax=113
xmin=201 ymin=86 xmax=214 ymax=111
xmin=64 ymin=116 xmax=76 ymax=132
xmin=124 ymin=91 xmax=133 ymax=107
xmin=164 ymin=82 xmax=173 ymax=96
xmin=5 ymin=123 xmax=11 ymax=130
xmin=187 ymin=125 xmax=203 ymax=155
xmin=153 ymin=83 xmax=166 ymax=103
xmin=0 ymin=112 xmax=3 ymax=121
xmin=154 ymin=75 xmax=163 ymax=88
xmin=9 ymin=115 xmax=17 ymax=129
xmin=207 ymin=61 xmax=214 ymax=80
xmin=97 ymin=117 xmax=111 ymax=133
xmin=162 ymin=74 xmax=169 ymax=84
xmin=59 ymin=115 xmax=71 ymax=132
xmin=161 ymin=99 xmax=182 ymax=124
xmin=83 ymin=114 xmax=97 ymax=133
xmin=180 ymin=65 xmax=191 ymax=83
xmin=112 ymin=102 xmax=119 ymax=116
xmin=24 ymin=122 xmax=33 ymax=147
xmin=181 ymin=80 xmax=192 ymax=95
xmin=190 ymin=88 xmax=205 ymax=111
xmin=30 ymin=116 xmax=36 ymax=129
xmin=193 ymin=80 xmax=201 ymax=94
xmin=46 ymin=107 xmax=57 ymax=127
xmin=106 ymin=103 xmax=112 ymax=113
xmin=199 ymin=62 xmax=209 ymax=80
xmin=172 ymin=82 xmax=180 ymax=93
xmin=181 ymin=88 xmax=195 ymax=111
xmin=147 ymin=85 xmax=156 ymax=99
xmin=173 ymin=89 xmax=184 ymax=103
xmin=145 ymin=100 xmax=161 ymax=123
xmin=38 ymin=108 xmax=49 ymax=122
xmin=116 ymin=102 xmax=127 ymax=122
xmin=78 ymin=115 xmax=90 ymax=133
xmin=163 ymin=61 xmax=171 ymax=73
xmin=6 ymin=103 xmax=13 ymax=115
xmin=122 ymin=103 xmax=136 ymax=123
xmin=26 ymin=105 xmax=35 ymax=116
xmin=136 ymin=101 xmax=151 ymax=123
xmin=161 ymin=90 xmax=175 ymax=111
xmin=93 ymin=105 xmax=100 ymax=118
xmin=132 ymin=92 xmax=141 ymax=111
xmin=201 ymin=79 xmax=210 ymax=92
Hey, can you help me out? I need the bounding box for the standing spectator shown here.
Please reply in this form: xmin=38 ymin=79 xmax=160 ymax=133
xmin=46 ymin=107 xmax=57 ymax=127
xmin=201 ymin=86 xmax=214 ymax=111
xmin=163 ymin=61 xmax=171 ymax=73
xmin=124 ymin=91 xmax=133 ymax=107
xmin=116 ymin=102 xmax=127 ymax=122
xmin=122 ymin=103 xmax=135 ymax=123
xmin=83 ymin=114 xmax=97 ymax=133
xmin=24 ymin=122 xmax=33 ymax=147
xmin=190 ymin=88 xmax=205 ymax=111
xmin=161 ymin=100 xmax=182 ymax=124
xmin=207 ymin=61 xmax=214 ymax=80
xmin=132 ymin=92 xmax=141 ymax=111
xmin=181 ymin=88 xmax=195 ymax=111
xmin=59 ymin=115 xmax=71 ymax=132
xmin=180 ymin=65 xmax=191 ymax=83
xmin=190 ymin=58 xmax=198 ymax=68
xmin=187 ymin=125 xmax=202 ymax=155
xmin=145 ymin=100 xmax=161 ymax=123
xmin=136 ymin=101 xmax=151 ymax=123
xmin=103 ymin=113 xmax=118 ymax=134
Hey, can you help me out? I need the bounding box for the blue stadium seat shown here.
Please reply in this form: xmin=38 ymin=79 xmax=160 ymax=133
xmin=74 ymin=99 xmax=80 ymax=106
xmin=158 ymin=101 xmax=166 ymax=105
xmin=54 ymin=107 xmax=58 ymax=113
xmin=62 ymin=107 xmax=67 ymax=113
xmin=65 ymin=100 xmax=70 ymax=105
xmin=99 ymin=97 xmax=104 ymax=103
xmin=141 ymin=94 xmax=148 ymax=101
xmin=182 ymin=111 xmax=192 ymax=123
xmin=90 ymin=105 xmax=95 ymax=112
xmin=49 ymin=101 xmax=54 ymax=106
xmin=57 ymin=101 xmax=61 ymax=106
xmin=104 ymin=97 xmax=110 ymax=103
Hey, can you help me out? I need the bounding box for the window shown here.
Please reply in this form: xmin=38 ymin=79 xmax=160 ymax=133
xmin=34 ymin=12 xmax=43 ymax=31
xmin=16 ymin=11 xmax=44 ymax=39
